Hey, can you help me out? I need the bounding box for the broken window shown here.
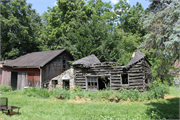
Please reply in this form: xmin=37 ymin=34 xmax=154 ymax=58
xmin=63 ymin=80 xmax=69 ymax=90
xmin=87 ymin=77 xmax=98 ymax=91
xmin=122 ymin=74 xmax=128 ymax=84
xmin=52 ymin=80 xmax=58 ymax=88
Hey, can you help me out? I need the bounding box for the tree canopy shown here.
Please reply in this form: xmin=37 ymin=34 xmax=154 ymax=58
xmin=1 ymin=0 xmax=42 ymax=60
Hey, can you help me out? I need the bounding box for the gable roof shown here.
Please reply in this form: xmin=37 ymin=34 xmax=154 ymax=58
xmin=4 ymin=49 xmax=68 ymax=68
xmin=72 ymin=54 xmax=101 ymax=67
xmin=124 ymin=50 xmax=151 ymax=69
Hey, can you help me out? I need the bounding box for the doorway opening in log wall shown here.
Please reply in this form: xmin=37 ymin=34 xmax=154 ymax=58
xmin=98 ymin=77 xmax=110 ymax=90
xmin=122 ymin=74 xmax=128 ymax=84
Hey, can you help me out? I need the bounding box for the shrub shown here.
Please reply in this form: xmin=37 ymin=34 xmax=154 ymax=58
xmin=128 ymin=89 xmax=140 ymax=101
xmin=108 ymin=92 xmax=121 ymax=102
xmin=53 ymin=88 xmax=70 ymax=99
xmin=119 ymin=88 xmax=128 ymax=101
xmin=72 ymin=85 xmax=82 ymax=93
xmin=23 ymin=87 xmax=49 ymax=98
xmin=0 ymin=85 xmax=12 ymax=93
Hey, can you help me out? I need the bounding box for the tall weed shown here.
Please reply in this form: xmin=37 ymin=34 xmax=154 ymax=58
xmin=0 ymin=85 xmax=12 ymax=93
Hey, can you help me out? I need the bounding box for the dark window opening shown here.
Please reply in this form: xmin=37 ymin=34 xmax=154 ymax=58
xmin=63 ymin=80 xmax=69 ymax=90
xmin=52 ymin=80 xmax=58 ymax=88
xmin=98 ymin=77 xmax=110 ymax=90
xmin=11 ymin=72 xmax=18 ymax=90
xmin=122 ymin=74 xmax=128 ymax=84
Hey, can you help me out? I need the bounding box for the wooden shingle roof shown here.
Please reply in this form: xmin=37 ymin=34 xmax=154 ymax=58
xmin=72 ymin=54 xmax=101 ymax=67
xmin=4 ymin=49 xmax=68 ymax=68
xmin=124 ymin=50 xmax=151 ymax=69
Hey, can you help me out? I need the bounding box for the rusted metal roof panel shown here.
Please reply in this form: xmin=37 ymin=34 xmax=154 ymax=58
xmin=4 ymin=49 xmax=65 ymax=68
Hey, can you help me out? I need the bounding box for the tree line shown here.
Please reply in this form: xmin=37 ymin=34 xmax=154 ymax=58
xmin=1 ymin=0 xmax=180 ymax=84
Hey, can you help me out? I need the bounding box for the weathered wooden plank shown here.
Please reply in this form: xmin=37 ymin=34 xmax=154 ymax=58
xmin=111 ymin=87 xmax=120 ymax=89
xmin=129 ymin=76 xmax=144 ymax=80
xmin=76 ymin=80 xmax=86 ymax=83
xmin=76 ymin=83 xmax=86 ymax=86
xmin=111 ymin=78 xmax=121 ymax=80
xmin=75 ymin=78 xmax=85 ymax=80
xmin=111 ymin=84 xmax=129 ymax=87
xmin=129 ymin=79 xmax=143 ymax=83
xmin=129 ymin=82 xmax=143 ymax=85
xmin=111 ymin=75 xmax=121 ymax=77
xmin=128 ymin=73 xmax=144 ymax=76
xmin=128 ymin=71 xmax=143 ymax=74
xmin=111 ymin=80 xmax=121 ymax=83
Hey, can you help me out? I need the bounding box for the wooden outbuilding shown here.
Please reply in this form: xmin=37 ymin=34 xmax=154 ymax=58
xmin=0 ymin=49 xmax=73 ymax=90
xmin=72 ymin=50 xmax=152 ymax=91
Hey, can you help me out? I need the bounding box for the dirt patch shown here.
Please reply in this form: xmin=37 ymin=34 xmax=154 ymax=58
xmin=164 ymin=94 xmax=178 ymax=99
xmin=67 ymin=96 xmax=91 ymax=103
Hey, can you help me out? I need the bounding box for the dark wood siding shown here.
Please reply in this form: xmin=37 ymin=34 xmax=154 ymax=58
xmin=42 ymin=51 xmax=73 ymax=86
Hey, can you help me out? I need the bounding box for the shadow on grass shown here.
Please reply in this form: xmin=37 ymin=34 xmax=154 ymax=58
xmin=145 ymin=98 xmax=179 ymax=119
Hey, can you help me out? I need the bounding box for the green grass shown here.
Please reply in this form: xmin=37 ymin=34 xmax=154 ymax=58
xmin=169 ymin=86 xmax=180 ymax=97
xmin=0 ymin=86 xmax=179 ymax=120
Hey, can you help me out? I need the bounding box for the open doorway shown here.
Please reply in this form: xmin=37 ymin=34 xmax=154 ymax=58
xmin=98 ymin=76 xmax=110 ymax=90
xmin=122 ymin=74 xmax=128 ymax=84
xmin=63 ymin=80 xmax=69 ymax=90
xmin=11 ymin=72 xmax=17 ymax=90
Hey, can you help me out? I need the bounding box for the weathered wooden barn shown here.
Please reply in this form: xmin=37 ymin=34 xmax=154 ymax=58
xmin=49 ymin=50 xmax=153 ymax=91
xmin=0 ymin=49 xmax=73 ymax=90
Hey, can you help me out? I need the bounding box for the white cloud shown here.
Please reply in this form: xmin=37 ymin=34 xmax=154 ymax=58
xmin=52 ymin=1 xmax=57 ymax=6
xmin=111 ymin=0 xmax=129 ymax=4
xmin=111 ymin=0 xmax=118 ymax=4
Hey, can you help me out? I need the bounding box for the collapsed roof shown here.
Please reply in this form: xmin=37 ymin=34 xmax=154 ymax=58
xmin=72 ymin=50 xmax=151 ymax=68
xmin=72 ymin=54 xmax=101 ymax=67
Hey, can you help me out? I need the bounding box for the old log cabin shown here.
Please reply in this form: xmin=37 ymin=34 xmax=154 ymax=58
xmin=0 ymin=49 xmax=73 ymax=90
xmin=50 ymin=50 xmax=153 ymax=91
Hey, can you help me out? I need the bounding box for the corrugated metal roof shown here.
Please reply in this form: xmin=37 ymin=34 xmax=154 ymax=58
xmin=4 ymin=49 xmax=66 ymax=68
xmin=72 ymin=54 xmax=101 ymax=67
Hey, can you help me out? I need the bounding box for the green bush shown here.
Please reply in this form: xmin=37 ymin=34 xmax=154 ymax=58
xmin=72 ymin=85 xmax=82 ymax=93
xmin=53 ymin=88 xmax=70 ymax=99
xmin=0 ymin=85 xmax=12 ymax=92
xmin=108 ymin=92 xmax=121 ymax=102
xmin=23 ymin=87 xmax=49 ymax=98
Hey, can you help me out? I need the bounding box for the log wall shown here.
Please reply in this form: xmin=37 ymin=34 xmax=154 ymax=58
xmin=74 ymin=59 xmax=152 ymax=91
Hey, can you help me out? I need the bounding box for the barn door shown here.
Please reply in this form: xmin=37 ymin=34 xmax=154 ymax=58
xmin=17 ymin=72 xmax=28 ymax=90
xmin=11 ymin=72 xmax=18 ymax=90
xmin=1 ymin=70 xmax=11 ymax=86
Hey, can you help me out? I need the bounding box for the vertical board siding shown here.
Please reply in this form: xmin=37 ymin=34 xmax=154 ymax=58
xmin=17 ymin=72 xmax=28 ymax=90
xmin=1 ymin=70 xmax=11 ymax=86
xmin=42 ymin=52 xmax=73 ymax=86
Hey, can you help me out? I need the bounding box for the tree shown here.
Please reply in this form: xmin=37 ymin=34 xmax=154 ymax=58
xmin=142 ymin=0 xmax=180 ymax=61
xmin=38 ymin=0 xmax=93 ymax=51
xmin=114 ymin=0 xmax=145 ymax=36
xmin=0 ymin=0 xmax=42 ymax=60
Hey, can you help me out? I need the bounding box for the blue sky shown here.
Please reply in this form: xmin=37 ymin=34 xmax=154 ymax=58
xmin=26 ymin=0 xmax=151 ymax=15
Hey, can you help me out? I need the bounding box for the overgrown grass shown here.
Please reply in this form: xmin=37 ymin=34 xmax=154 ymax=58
xmin=0 ymin=86 xmax=179 ymax=119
